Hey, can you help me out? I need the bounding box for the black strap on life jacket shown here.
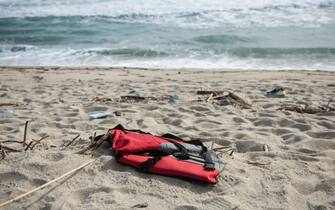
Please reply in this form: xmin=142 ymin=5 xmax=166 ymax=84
xmin=112 ymin=124 xmax=150 ymax=134
xmin=138 ymin=156 xmax=162 ymax=171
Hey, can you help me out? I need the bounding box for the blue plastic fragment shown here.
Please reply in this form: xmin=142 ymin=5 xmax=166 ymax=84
xmin=0 ymin=110 xmax=13 ymax=118
xmin=170 ymin=95 xmax=180 ymax=103
xmin=88 ymin=111 xmax=110 ymax=120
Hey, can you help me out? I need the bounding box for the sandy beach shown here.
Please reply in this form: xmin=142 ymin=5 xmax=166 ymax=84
xmin=0 ymin=67 xmax=334 ymax=210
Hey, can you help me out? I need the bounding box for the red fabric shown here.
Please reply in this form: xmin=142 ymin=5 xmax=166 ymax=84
xmin=111 ymin=129 xmax=168 ymax=153
xmin=117 ymin=153 xmax=219 ymax=184
xmin=110 ymin=129 xmax=219 ymax=184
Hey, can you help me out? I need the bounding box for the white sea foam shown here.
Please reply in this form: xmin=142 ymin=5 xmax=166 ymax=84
xmin=1 ymin=46 xmax=334 ymax=70
xmin=1 ymin=0 xmax=334 ymax=28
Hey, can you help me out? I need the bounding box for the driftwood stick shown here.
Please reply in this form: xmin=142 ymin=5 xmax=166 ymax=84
xmin=64 ymin=134 xmax=80 ymax=148
xmin=246 ymin=160 xmax=271 ymax=166
xmin=0 ymin=145 xmax=21 ymax=152
xmin=196 ymin=91 xmax=225 ymax=96
xmin=0 ymin=102 xmax=18 ymax=107
xmin=30 ymin=136 xmax=49 ymax=150
xmin=77 ymin=132 xmax=110 ymax=154
xmin=24 ymin=142 xmax=33 ymax=151
xmin=23 ymin=121 xmax=29 ymax=145
xmin=0 ymin=149 xmax=6 ymax=160
xmin=0 ymin=140 xmax=25 ymax=144
xmin=206 ymin=93 xmax=214 ymax=102
xmin=213 ymin=146 xmax=232 ymax=151
xmin=76 ymin=144 xmax=95 ymax=154
xmin=92 ymin=132 xmax=110 ymax=151
xmin=0 ymin=159 xmax=95 ymax=208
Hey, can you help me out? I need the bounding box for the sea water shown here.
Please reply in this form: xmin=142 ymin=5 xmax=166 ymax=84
xmin=0 ymin=0 xmax=335 ymax=70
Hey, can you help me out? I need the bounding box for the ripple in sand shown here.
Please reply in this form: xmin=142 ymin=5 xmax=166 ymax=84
xmin=307 ymin=131 xmax=335 ymax=139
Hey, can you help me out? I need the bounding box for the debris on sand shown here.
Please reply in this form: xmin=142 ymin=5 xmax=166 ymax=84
xmin=196 ymin=90 xmax=226 ymax=96
xmin=280 ymin=99 xmax=334 ymax=114
xmin=120 ymin=95 xmax=171 ymax=103
xmin=198 ymin=91 xmax=252 ymax=109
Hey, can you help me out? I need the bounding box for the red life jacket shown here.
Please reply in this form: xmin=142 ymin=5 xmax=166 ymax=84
xmin=108 ymin=125 xmax=224 ymax=184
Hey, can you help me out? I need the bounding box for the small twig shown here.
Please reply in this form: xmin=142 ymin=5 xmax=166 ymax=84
xmin=0 ymin=149 xmax=6 ymax=160
xmin=325 ymin=98 xmax=333 ymax=111
xmin=206 ymin=93 xmax=213 ymax=102
xmin=210 ymin=140 xmax=215 ymax=149
xmin=64 ymin=134 xmax=80 ymax=148
xmin=0 ymin=140 xmax=25 ymax=144
xmin=76 ymin=144 xmax=95 ymax=154
xmin=213 ymin=146 xmax=232 ymax=151
xmin=23 ymin=121 xmax=29 ymax=145
xmin=217 ymin=148 xmax=234 ymax=154
xmin=92 ymin=132 xmax=109 ymax=151
xmin=131 ymin=202 xmax=148 ymax=208
xmin=90 ymin=132 xmax=97 ymax=156
xmin=0 ymin=159 xmax=95 ymax=208
xmin=30 ymin=136 xmax=49 ymax=150
xmin=0 ymin=145 xmax=21 ymax=152
xmin=246 ymin=160 xmax=271 ymax=166
xmin=77 ymin=132 xmax=110 ymax=155
xmin=0 ymin=102 xmax=18 ymax=107
xmin=90 ymin=132 xmax=96 ymax=144
xmin=24 ymin=142 xmax=33 ymax=151
xmin=196 ymin=90 xmax=225 ymax=96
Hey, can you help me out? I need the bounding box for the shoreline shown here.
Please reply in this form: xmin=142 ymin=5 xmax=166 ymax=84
xmin=1 ymin=66 xmax=334 ymax=73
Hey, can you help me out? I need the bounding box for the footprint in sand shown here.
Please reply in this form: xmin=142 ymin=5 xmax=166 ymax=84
xmin=253 ymin=117 xmax=276 ymax=127
xmin=174 ymin=205 xmax=199 ymax=210
xmin=202 ymin=196 xmax=233 ymax=210
xmin=281 ymin=133 xmax=310 ymax=144
xmin=235 ymin=141 xmax=267 ymax=153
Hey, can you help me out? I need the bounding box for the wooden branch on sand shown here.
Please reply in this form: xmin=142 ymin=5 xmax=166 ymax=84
xmin=0 ymin=102 xmax=18 ymax=107
xmin=212 ymin=92 xmax=252 ymax=109
xmin=196 ymin=90 xmax=226 ymax=96
xmin=24 ymin=142 xmax=33 ymax=151
xmin=0 ymin=149 xmax=6 ymax=160
xmin=206 ymin=93 xmax=214 ymax=102
xmin=0 ymin=144 xmax=22 ymax=161
xmin=30 ymin=136 xmax=49 ymax=150
xmin=0 ymin=144 xmax=21 ymax=153
xmin=0 ymin=140 xmax=25 ymax=144
xmin=63 ymin=134 xmax=80 ymax=148
xmin=23 ymin=121 xmax=29 ymax=145
xmin=77 ymin=132 xmax=111 ymax=154
xmin=280 ymin=100 xmax=335 ymax=114
xmin=0 ymin=159 xmax=95 ymax=208
xmin=120 ymin=95 xmax=171 ymax=103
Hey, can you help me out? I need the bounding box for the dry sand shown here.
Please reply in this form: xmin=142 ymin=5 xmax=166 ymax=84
xmin=0 ymin=67 xmax=335 ymax=210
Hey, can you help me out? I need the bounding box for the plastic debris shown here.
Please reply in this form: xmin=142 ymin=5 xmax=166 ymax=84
xmin=212 ymin=92 xmax=251 ymax=109
xmin=113 ymin=111 xmax=122 ymax=116
xmin=0 ymin=110 xmax=13 ymax=118
xmin=266 ymin=87 xmax=285 ymax=97
xmin=169 ymin=95 xmax=180 ymax=103
xmin=87 ymin=111 xmax=110 ymax=120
